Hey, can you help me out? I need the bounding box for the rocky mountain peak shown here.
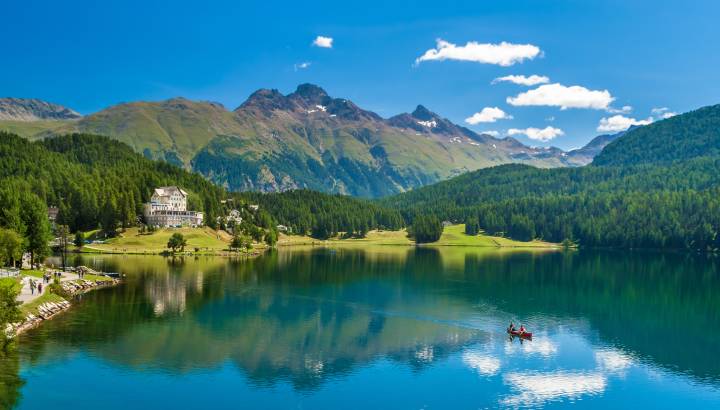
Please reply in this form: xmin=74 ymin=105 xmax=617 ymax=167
xmin=411 ymin=105 xmax=437 ymax=121
xmin=0 ymin=97 xmax=81 ymax=121
xmin=237 ymin=88 xmax=293 ymax=113
xmin=291 ymin=83 xmax=329 ymax=103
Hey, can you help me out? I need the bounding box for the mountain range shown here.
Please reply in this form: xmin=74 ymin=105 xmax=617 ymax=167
xmin=0 ymin=85 xmax=621 ymax=197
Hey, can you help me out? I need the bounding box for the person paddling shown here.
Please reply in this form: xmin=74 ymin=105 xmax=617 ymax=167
xmin=519 ymin=324 xmax=526 ymax=336
xmin=507 ymin=322 xmax=516 ymax=333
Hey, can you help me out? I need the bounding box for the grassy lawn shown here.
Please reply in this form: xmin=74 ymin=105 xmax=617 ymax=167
xmin=20 ymin=269 xmax=45 ymax=279
xmin=279 ymin=224 xmax=559 ymax=248
xmin=278 ymin=229 xmax=413 ymax=246
xmin=83 ymin=226 xmax=233 ymax=254
xmin=433 ymin=224 xmax=559 ymax=248
xmin=20 ymin=292 xmax=66 ymax=316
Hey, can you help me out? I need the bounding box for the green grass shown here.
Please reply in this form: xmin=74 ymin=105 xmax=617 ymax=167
xmin=0 ymin=119 xmax=71 ymax=139
xmin=279 ymin=224 xmax=559 ymax=248
xmin=433 ymin=224 xmax=558 ymax=248
xmin=83 ymin=226 xmax=233 ymax=253
xmin=20 ymin=292 xmax=66 ymax=316
xmin=20 ymin=269 xmax=45 ymax=279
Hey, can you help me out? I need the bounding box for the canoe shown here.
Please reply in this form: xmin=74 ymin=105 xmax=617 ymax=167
xmin=507 ymin=329 xmax=532 ymax=339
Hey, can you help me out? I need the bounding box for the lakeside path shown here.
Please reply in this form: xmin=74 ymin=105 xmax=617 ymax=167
xmin=17 ymin=272 xmax=80 ymax=304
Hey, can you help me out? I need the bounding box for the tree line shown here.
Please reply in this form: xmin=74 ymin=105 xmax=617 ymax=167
xmin=381 ymin=158 xmax=720 ymax=250
xmin=234 ymin=190 xmax=404 ymax=239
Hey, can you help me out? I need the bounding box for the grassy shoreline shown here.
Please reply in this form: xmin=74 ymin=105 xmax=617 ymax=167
xmin=73 ymin=224 xmax=559 ymax=256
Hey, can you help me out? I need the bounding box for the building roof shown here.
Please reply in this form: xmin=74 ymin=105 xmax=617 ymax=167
xmin=153 ymin=186 xmax=188 ymax=198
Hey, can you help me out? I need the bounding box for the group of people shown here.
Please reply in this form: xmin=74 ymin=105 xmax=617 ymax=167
xmin=507 ymin=322 xmax=527 ymax=335
xmin=28 ymin=279 xmax=43 ymax=295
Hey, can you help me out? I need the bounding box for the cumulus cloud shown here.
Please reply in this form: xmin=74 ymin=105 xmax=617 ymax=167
xmin=652 ymin=107 xmax=677 ymax=119
xmin=507 ymin=126 xmax=564 ymax=142
xmin=465 ymin=107 xmax=513 ymax=124
xmin=312 ymin=36 xmax=333 ymax=48
xmin=493 ymin=74 xmax=550 ymax=86
xmin=607 ymin=105 xmax=633 ymax=114
xmin=293 ymin=62 xmax=311 ymax=71
xmin=482 ymin=130 xmax=500 ymax=137
xmin=415 ymin=39 xmax=541 ymax=66
xmin=597 ymin=115 xmax=652 ymax=132
xmin=507 ymin=83 xmax=614 ymax=110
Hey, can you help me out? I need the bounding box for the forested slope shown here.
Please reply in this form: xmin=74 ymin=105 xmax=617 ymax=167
xmin=381 ymin=104 xmax=720 ymax=250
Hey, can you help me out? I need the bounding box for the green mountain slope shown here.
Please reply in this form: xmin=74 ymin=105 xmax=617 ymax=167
xmin=1 ymin=85 xmax=594 ymax=197
xmin=381 ymin=104 xmax=720 ymax=250
xmin=593 ymin=104 xmax=720 ymax=166
xmin=0 ymin=131 xmax=226 ymax=232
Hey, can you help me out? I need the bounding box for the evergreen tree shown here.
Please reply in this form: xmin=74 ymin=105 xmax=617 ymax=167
xmin=409 ymin=215 xmax=443 ymax=243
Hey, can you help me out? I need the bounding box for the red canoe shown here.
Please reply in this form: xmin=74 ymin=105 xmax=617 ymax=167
xmin=507 ymin=329 xmax=533 ymax=339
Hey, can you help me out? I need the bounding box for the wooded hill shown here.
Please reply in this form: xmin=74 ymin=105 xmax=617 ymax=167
xmin=0 ymin=132 xmax=401 ymax=243
xmin=381 ymin=104 xmax=720 ymax=250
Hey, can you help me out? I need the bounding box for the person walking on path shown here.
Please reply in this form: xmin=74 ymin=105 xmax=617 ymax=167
xmin=38 ymin=282 xmax=43 ymax=294
xmin=29 ymin=280 xmax=36 ymax=295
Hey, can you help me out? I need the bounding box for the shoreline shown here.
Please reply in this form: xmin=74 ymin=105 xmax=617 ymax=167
xmin=10 ymin=275 xmax=122 ymax=338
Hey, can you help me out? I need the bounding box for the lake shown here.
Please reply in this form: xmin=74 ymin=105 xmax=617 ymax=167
xmin=3 ymin=247 xmax=720 ymax=409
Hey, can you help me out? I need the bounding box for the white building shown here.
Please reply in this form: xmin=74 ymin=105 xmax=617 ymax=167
xmin=144 ymin=186 xmax=203 ymax=227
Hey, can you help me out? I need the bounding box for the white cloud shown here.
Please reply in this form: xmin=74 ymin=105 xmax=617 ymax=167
xmin=507 ymin=83 xmax=614 ymax=110
xmin=465 ymin=107 xmax=513 ymax=124
xmin=415 ymin=39 xmax=541 ymax=66
xmin=482 ymin=130 xmax=500 ymax=137
xmin=312 ymin=36 xmax=333 ymax=48
xmin=607 ymin=105 xmax=633 ymax=114
xmin=493 ymin=74 xmax=550 ymax=86
xmin=293 ymin=62 xmax=311 ymax=71
xmin=652 ymin=107 xmax=677 ymax=119
xmin=507 ymin=126 xmax=564 ymax=142
xmin=597 ymin=115 xmax=652 ymax=132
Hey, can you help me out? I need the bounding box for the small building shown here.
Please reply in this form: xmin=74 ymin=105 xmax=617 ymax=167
xmin=276 ymin=224 xmax=289 ymax=233
xmin=144 ymin=186 xmax=203 ymax=227
xmin=47 ymin=206 xmax=59 ymax=222
xmin=248 ymin=204 xmax=259 ymax=212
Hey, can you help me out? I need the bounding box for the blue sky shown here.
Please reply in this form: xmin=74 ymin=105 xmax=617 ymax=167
xmin=3 ymin=0 xmax=720 ymax=149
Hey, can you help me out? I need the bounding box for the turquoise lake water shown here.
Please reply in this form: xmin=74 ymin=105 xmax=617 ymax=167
xmin=3 ymin=247 xmax=720 ymax=409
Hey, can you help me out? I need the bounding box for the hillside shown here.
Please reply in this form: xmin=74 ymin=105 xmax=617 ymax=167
xmin=593 ymin=104 xmax=720 ymax=166
xmin=0 ymin=131 xmax=405 ymax=244
xmin=0 ymin=131 xmax=226 ymax=233
xmin=381 ymin=104 xmax=720 ymax=250
xmin=0 ymin=85 xmax=604 ymax=197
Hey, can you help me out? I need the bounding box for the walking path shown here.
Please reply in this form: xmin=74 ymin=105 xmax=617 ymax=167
xmin=17 ymin=272 xmax=81 ymax=304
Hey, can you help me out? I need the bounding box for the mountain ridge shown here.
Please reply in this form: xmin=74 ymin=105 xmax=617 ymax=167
xmin=0 ymin=97 xmax=82 ymax=121
xmin=0 ymin=84 xmax=622 ymax=196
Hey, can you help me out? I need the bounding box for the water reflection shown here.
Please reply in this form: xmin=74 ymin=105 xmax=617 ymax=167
xmin=8 ymin=248 xmax=720 ymax=408
xmin=502 ymin=371 xmax=607 ymax=407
